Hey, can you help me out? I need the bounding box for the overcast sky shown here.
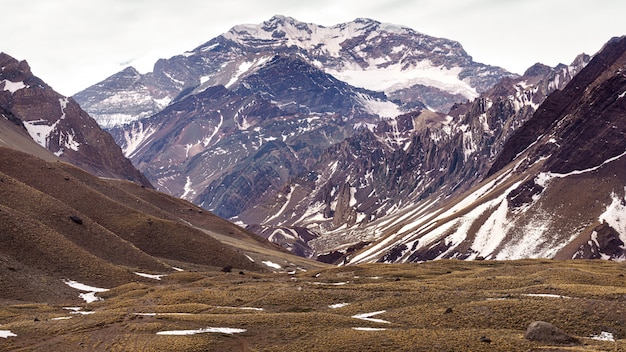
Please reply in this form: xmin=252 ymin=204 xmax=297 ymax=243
xmin=4 ymin=0 xmax=625 ymax=96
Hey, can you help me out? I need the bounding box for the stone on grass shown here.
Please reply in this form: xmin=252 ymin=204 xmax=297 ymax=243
xmin=524 ymin=321 xmax=580 ymax=345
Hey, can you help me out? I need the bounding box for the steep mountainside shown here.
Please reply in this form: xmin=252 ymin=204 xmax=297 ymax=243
xmin=0 ymin=53 xmax=151 ymax=187
xmin=109 ymin=55 xmax=400 ymax=220
xmin=240 ymin=54 xmax=590 ymax=258
xmin=74 ymin=15 xmax=515 ymax=128
xmin=342 ymin=36 xmax=626 ymax=264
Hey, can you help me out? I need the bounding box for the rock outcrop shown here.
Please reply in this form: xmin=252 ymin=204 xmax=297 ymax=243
xmin=524 ymin=321 xmax=581 ymax=345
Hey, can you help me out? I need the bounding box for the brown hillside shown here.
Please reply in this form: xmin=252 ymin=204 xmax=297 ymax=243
xmin=0 ymin=146 xmax=325 ymax=304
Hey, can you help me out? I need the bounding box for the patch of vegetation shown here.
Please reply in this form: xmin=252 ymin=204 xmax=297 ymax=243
xmin=1 ymin=260 xmax=625 ymax=351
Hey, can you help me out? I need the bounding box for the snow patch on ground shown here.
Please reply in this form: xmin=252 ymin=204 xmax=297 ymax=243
xmin=312 ymin=281 xmax=349 ymax=286
xmin=225 ymin=56 xmax=273 ymax=88
xmin=63 ymin=279 xmax=109 ymax=303
xmin=63 ymin=280 xmax=108 ymax=292
xmin=352 ymin=311 xmax=391 ymax=324
xmin=216 ymin=306 xmax=265 ymax=311
xmin=23 ymin=119 xmax=58 ymax=149
xmin=180 ymin=176 xmax=195 ymax=200
xmin=64 ymin=307 xmax=95 ymax=315
xmin=226 ymin=61 xmax=255 ymax=88
xmin=134 ymin=272 xmax=166 ymax=280
xmin=352 ymin=327 xmax=387 ymax=331
xmin=356 ymin=93 xmax=402 ymax=118
xmin=493 ymin=209 xmax=556 ymax=259
xmin=591 ymin=331 xmax=615 ymax=341
xmin=156 ymin=327 xmax=247 ymax=335
xmin=261 ymin=260 xmax=282 ymax=269
xmin=329 ymin=303 xmax=350 ymax=309
xmin=134 ymin=313 xmax=192 ymax=317
xmin=536 ymin=149 xmax=626 ymax=185
xmin=124 ymin=121 xmax=158 ymax=158
xmin=0 ymin=330 xmax=17 ymax=338
xmin=522 ymin=294 xmax=571 ymax=299
xmin=1 ymin=79 xmax=26 ymax=94
xmin=468 ymin=195 xmax=512 ymax=259
xmin=264 ymin=186 xmax=294 ymax=223
xmin=599 ymin=187 xmax=626 ymax=246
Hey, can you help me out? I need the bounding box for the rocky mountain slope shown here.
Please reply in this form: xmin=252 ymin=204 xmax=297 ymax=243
xmin=243 ymin=53 xmax=591 ymax=259
xmin=107 ymin=54 xmax=399 ymax=221
xmin=0 ymin=53 xmax=151 ymax=187
xmin=341 ymin=36 xmax=626 ymax=264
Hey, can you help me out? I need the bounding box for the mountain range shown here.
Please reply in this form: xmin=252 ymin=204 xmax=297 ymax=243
xmin=0 ymin=15 xmax=625 ymax=351
xmin=3 ymin=15 xmax=624 ymax=268
xmin=73 ymin=16 xmax=625 ymax=263
xmin=74 ymin=15 xmax=514 ymax=129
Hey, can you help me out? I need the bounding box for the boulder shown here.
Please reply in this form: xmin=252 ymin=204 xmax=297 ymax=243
xmin=524 ymin=321 xmax=580 ymax=345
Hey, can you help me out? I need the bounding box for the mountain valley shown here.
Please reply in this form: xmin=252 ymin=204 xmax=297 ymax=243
xmin=1 ymin=14 xmax=625 ymax=351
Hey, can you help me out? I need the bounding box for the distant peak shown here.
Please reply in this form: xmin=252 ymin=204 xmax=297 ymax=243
xmin=261 ymin=15 xmax=309 ymax=31
xmin=523 ymin=62 xmax=552 ymax=78
xmin=267 ymin=14 xmax=296 ymax=23
xmin=354 ymin=17 xmax=379 ymax=24
xmin=571 ymin=53 xmax=591 ymax=67
xmin=0 ymin=52 xmax=33 ymax=80
xmin=120 ymin=66 xmax=140 ymax=75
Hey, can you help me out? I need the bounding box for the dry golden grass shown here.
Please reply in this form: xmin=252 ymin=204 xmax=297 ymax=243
xmin=1 ymin=259 xmax=624 ymax=351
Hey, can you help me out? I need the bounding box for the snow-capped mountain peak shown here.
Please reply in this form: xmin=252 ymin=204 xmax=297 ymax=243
xmin=216 ymin=15 xmax=498 ymax=101
xmin=76 ymin=16 xmax=515 ymax=129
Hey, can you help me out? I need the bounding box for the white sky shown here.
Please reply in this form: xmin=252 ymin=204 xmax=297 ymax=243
xmin=3 ymin=0 xmax=625 ymax=96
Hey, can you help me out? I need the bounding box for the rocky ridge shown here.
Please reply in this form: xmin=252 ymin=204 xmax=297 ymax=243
xmin=0 ymin=53 xmax=151 ymax=187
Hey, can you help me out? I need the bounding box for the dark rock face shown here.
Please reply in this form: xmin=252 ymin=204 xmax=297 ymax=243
xmin=110 ymin=55 xmax=389 ymax=220
xmin=237 ymin=55 xmax=386 ymax=116
xmin=574 ymin=222 xmax=625 ymax=259
xmin=524 ymin=321 xmax=580 ymax=345
xmin=507 ymin=179 xmax=544 ymax=209
xmin=0 ymin=53 xmax=152 ymax=187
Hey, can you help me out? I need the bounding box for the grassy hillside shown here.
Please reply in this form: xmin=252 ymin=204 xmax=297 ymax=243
xmin=1 ymin=259 xmax=624 ymax=351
